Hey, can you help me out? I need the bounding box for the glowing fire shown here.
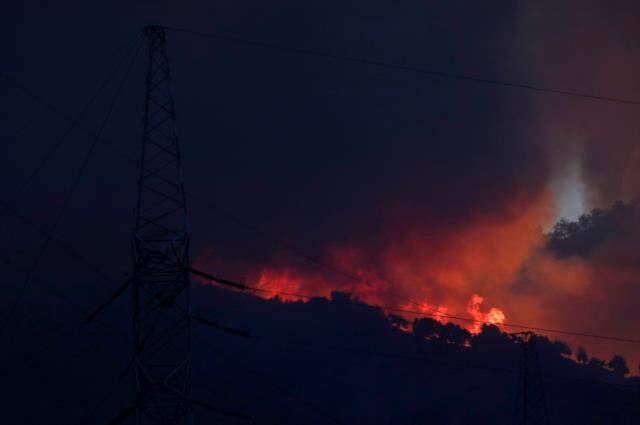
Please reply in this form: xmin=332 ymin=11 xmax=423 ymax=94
xmin=194 ymin=186 xmax=640 ymax=369
xmin=250 ymin=266 xmax=507 ymax=333
xmin=255 ymin=268 xmax=307 ymax=302
xmin=195 ymin=193 xmax=543 ymax=342
xmin=402 ymin=301 xmax=451 ymax=324
xmin=466 ymin=294 xmax=506 ymax=334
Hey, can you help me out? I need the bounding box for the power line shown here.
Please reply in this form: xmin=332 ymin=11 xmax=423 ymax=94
xmin=5 ymin=53 xmax=640 ymax=350
xmin=3 ymin=239 xmax=635 ymax=408
xmin=0 ymin=51 xmax=632 ymax=350
xmin=191 ymin=332 xmax=348 ymax=425
xmin=255 ymin=330 xmax=640 ymax=391
xmin=0 ymin=38 xmax=138 ymax=207
xmin=0 ymin=71 xmax=136 ymax=169
xmin=0 ymin=251 xmax=138 ymax=425
xmin=166 ymin=26 xmax=640 ymax=106
xmin=0 ymin=39 xmax=140 ymax=326
xmin=0 ymin=41 xmax=133 ymax=161
xmin=3 ymin=39 xmax=639 ymax=353
xmin=181 ymin=191 xmax=640 ymax=346
xmin=0 ymin=38 xmax=144 ymax=338
xmin=380 ymin=305 xmax=640 ymax=345
xmin=234 ymin=286 xmax=640 ymax=345
xmin=3 ymin=73 xmax=639 ymax=348
xmin=0 ymin=196 xmax=518 ymax=420
xmin=1 ymin=205 xmax=635 ymax=421
xmin=0 ymin=63 xmax=429 ymax=322
xmin=4 ymin=70 xmax=640 ymax=347
xmin=184 ymin=191 xmax=426 ymax=309
xmin=3 ymin=28 xmax=639 ymax=422
xmin=195 ymin=308 xmax=638 ymax=414
xmin=0 ymin=39 xmax=139 ymax=296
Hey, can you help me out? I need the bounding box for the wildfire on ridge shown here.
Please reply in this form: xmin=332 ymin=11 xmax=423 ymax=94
xmin=399 ymin=301 xmax=451 ymax=325
xmin=254 ymin=268 xmax=311 ymax=302
xmin=251 ymin=268 xmax=507 ymax=334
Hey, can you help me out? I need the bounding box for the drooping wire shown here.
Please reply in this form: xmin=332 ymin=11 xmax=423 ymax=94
xmin=0 ymin=212 xmax=634 ymax=425
xmin=0 ymin=41 xmax=133 ymax=163
xmin=3 ymin=28 xmax=636 ymax=351
xmin=184 ymin=190 xmax=426 ymax=309
xmin=165 ymin=26 xmax=640 ymax=106
xmin=2 ymin=74 xmax=639 ymax=347
xmin=1 ymin=61 xmax=427 ymax=320
xmin=237 ymin=286 xmax=640 ymax=345
xmin=190 ymin=311 xmax=638 ymax=425
xmin=0 ymin=250 xmax=132 ymax=425
xmin=191 ymin=329 xmax=348 ymax=424
xmin=2 ymin=71 xmax=640 ymax=347
xmin=186 ymin=193 xmax=640 ymax=346
xmin=0 ymin=38 xmax=138 ymax=210
xmin=4 ymin=45 xmax=640 ymax=349
xmin=0 ymin=29 xmax=637 ymax=422
xmin=0 ymin=39 xmax=139 ymax=300
xmin=0 ymin=37 xmax=144 ymax=339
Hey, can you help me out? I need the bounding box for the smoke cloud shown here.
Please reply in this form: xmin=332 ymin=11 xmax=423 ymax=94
xmin=191 ymin=0 xmax=640 ymax=371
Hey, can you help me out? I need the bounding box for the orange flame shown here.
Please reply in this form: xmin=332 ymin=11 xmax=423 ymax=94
xmin=255 ymin=269 xmax=305 ymax=302
xmin=401 ymin=300 xmax=451 ymax=324
xmin=195 ymin=190 xmax=640 ymax=371
xmin=466 ymin=294 xmax=506 ymax=334
xmin=250 ymin=266 xmax=507 ymax=332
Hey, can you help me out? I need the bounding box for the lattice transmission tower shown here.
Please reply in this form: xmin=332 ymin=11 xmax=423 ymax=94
xmin=130 ymin=24 xmax=192 ymax=424
xmin=81 ymin=25 xmax=251 ymax=424
xmin=513 ymin=331 xmax=551 ymax=425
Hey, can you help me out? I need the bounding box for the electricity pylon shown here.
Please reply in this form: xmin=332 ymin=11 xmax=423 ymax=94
xmin=84 ymin=25 xmax=250 ymax=424
xmin=512 ymin=331 xmax=551 ymax=425
xmin=129 ymin=24 xmax=193 ymax=424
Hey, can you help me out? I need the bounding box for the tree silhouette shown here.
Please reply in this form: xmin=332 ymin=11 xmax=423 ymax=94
xmin=576 ymin=346 xmax=588 ymax=364
xmin=547 ymin=201 xmax=633 ymax=257
xmin=607 ymin=354 xmax=629 ymax=376
xmin=589 ymin=357 xmax=606 ymax=369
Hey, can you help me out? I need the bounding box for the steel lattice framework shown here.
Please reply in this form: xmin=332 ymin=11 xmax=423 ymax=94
xmin=513 ymin=332 xmax=551 ymax=425
xmin=133 ymin=25 xmax=192 ymax=424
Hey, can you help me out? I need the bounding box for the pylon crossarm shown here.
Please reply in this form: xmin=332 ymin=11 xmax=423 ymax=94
xmin=182 ymin=264 xmax=247 ymax=290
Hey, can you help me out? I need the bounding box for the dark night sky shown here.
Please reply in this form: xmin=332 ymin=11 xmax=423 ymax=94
xmin=2 ymin=1 xmax=544 ymax=272
xmin=1 ymin=2 xmax=523 ymax=283
xmin=3 ymin=1 xmax=640 ymax=423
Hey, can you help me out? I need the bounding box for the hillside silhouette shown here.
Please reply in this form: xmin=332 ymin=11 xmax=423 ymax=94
xmin=3 ymin=277 xmax=639 ymax=424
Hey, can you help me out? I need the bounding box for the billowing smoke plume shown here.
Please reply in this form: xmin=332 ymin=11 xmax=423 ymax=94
xmin=193 ymin=0 xmax=640 ymax=371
